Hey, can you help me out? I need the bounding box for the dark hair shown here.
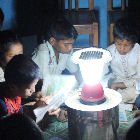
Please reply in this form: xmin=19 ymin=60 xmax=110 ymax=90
xmin=113 ymin=17 xmax=138 ymax=44
xmin=45 ymin=16 xmax=78 ymax=41
xmin=4 ymin=54 xmax=40 ymax=88
xmin=0 ymin=113 xmax=44 ymax=140
xmin=125 ymin=116 xmax=140 ymax=140
xmin=0 ymin=30 xmax=22 ymax=69
xmin=0 ymin=8 xmax=4 ymax=25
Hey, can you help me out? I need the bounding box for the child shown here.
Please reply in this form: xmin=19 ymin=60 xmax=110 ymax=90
xmin=0 ymin=8 xmax=4 ymax=30
xmin=106 ymin=17 xmax=140 ymax=110
xmin=0 ymin=54 xmax=46 ymax=118
xmin=0 ymin=31 xmax=42 ymax=98
xmin=32 ymin=16 xmax=82 ymax=95
xmin=0 ymin=54 xmax=59 ymax=120
xmin=0 ymin=30 xmax=23 ymax=82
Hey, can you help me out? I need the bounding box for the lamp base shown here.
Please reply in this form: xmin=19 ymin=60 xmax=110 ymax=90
xmin=80 ymin=83 xmax=106 ymax=105
xmin=80 ymin=97 xmax=106 ymax=105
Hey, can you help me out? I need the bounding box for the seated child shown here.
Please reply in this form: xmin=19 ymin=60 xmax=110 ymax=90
xmin=0 ymin=30 xmax=45 ymax=99
xmin=0 ymin=54 xmax=59 ymax=120
xmin=0 ymin=113 xmax=45 ymax=140
xmin=106 ymin=17 xmax=140 ymax=110
xmin=0 ymin=30 xmax=23 ymax=82
xmin=32 ymin=15 xmax=82 ymax=95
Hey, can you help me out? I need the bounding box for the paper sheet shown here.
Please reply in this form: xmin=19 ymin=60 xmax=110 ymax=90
xmin=33 ymin=75 xmax=78 ymax=123
xmin=119 ymin=109 xmax=127 ymax=122
xmin=119 ymin=104 xmax=133 ymax=112
xmin=119 ymin=104 xmax=132 ymax=122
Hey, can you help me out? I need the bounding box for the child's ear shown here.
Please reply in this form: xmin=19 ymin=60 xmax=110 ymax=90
xmin=49 ymin=37 xmax=56 ymax=46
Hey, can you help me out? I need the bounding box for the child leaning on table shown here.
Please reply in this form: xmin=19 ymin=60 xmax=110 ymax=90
xmin=105 ymin=17 xmax=140 ymax=110
xmin=0 ymin=54 xmax=60 ymax=121
xmin=32 ymin=15 xmax=82 ymax=96
xmin=32 ymin=15 xmax=83 ymax=124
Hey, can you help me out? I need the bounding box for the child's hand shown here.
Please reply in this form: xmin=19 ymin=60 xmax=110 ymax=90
xmin=57 ymin=108 xmax=68 ymax=122
xmin=33 ymin=96 xmax=48 ymax=108
xmin=35 ymin=91 xmax=44 ymax=98
xmin=48 ymin=108 xmax=61 ymax=117
xmin=33 ymin=95 xmax=53 ymax=109
xmin=33 ymin=91 xmax=45 ymax=101
xmin=133 ymin=109 xmax=140 ymax=118
xmin=111 ymin=83 xmax=118 ymax=90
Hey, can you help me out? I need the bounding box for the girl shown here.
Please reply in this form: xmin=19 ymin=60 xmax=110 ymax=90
xmin=0 ymin=30 xmax=23 ymax=82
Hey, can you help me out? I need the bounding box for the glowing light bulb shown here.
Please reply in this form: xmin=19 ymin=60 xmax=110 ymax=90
xmin=72 ymin=47 xmax=111 ymax=86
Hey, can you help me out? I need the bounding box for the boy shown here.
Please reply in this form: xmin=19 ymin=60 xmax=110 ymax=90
xmin=0 ymin=54 xmax=59 ymax=119
xmin=32 ymin=17 xmax=82 ymax=95
xmin=106 ymin=17 xmax=140 ymax=110
xmin=0 ymin=30 xmax=23 ymax=82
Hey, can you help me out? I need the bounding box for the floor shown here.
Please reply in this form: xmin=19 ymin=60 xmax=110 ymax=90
xmin=118 ymin=110 xmax=135 ymax=140
xmin=43 ymin=110 xmax=135 ymax=140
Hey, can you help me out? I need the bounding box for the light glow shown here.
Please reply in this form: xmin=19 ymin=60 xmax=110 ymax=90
xmin=79 ymin=60 xmax=104 ymax=85
xmin=72 ymin=47 xmax=111 ymax=86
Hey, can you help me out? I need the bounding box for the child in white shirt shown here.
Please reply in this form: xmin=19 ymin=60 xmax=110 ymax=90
xmin=32 ymin=17 xmax=82 ymax=95
xmin=106 ymin=17 xmax=140 ymax=109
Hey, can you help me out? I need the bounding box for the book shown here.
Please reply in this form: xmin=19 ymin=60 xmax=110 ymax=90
xmin=34 ymin=75 xmax=77 ymax=123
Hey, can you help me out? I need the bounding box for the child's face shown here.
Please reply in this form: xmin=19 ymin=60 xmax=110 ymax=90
xmin=5 ymin=43 xmax=23 ymax=64
xmin=115 ymin=39 xmax=134 ymax=55
xmin=51 ymin=38 xmax=75 ymax=54
xmin=14 ymin=79 xmax=39 ymax=98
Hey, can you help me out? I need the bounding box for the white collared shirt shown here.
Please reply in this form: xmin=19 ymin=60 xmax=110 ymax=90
xmin=107 ymin=43 xmax=140 ymax=87
xmin=0 ymin=67 xmax=5 ymax=82
xmin=32 ymin=41 xmax=78 ymax=79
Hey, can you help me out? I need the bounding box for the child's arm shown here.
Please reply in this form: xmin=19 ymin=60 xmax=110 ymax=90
xmin=23 ymin=95 xmax=60 ymax=121
xmin=101 ymin=62 xmax=113 ymax=88
xmin=32 ymin=95 xmax=50 ymax=109
xmin=136 ymin=44 xmax=140 ymax=78
xmin=73 ymin=68 xmax=83 ymax=85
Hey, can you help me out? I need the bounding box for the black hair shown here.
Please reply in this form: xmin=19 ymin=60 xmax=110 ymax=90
xmin=0 ymin=113 xmax=44 ymax=140
xmin=4 ymin=54 xmax=40 ymax=88
xmin=0 ymin=8 xmax=4 ymax=26
xmin=125 ymin=116 xmax=140 ymax=140
xmin=113 ymin=17 xmax=138 ymax=44
xmin=42 ymin=14 xmax=78 ymax=41
xmin=33 ymin=14 xmax=78 ymax=57
xmin=0 ymin=30 xmax=22 ymax=69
